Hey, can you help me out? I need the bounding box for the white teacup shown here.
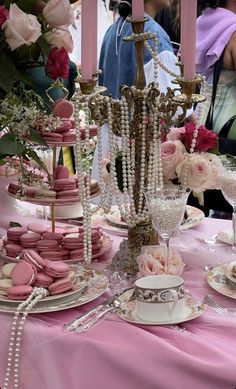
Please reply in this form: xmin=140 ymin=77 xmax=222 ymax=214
xmin=135 ymin=275 xmax=185 ymax=322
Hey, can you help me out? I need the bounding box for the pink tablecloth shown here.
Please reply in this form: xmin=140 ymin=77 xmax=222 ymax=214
xmin=1 ymin=218 xmax=236 ymax=389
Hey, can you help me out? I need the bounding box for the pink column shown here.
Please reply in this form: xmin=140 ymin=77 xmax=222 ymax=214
xmin=181 ymin=0 xmax=197 ymax=80
xmin=180 ymin=0 xmax=187 ymax=65
xmin=81 ymin=0 xmax=95 ymax=80
xmin=132 ymin=0 xmax=144 ymax=19
xmin=91 ymin=0 xmax=98 ymax=74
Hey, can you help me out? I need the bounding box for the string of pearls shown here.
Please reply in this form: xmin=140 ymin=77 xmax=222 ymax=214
xmin=182 ymin=76 xmax=207 ymax=188
xmin=3 ymin=288 xmax=48 ymax=389
xmin=144 ymin=37 xmax=179 ymax=79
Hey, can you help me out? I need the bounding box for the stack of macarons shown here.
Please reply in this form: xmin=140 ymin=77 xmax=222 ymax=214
xmin=7 ymin=166 xmax=99 ymax=200
xmin=3 ymin=222 xmax=105 ymax=262
xmin=0 ymin=250 xmax=75 ymax=300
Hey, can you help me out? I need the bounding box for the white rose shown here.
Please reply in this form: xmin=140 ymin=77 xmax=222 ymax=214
xmin=43 ymin=0 xmax=74 ymax=27
xmin=45 ymin=27 xmax=73 ymax=53
xmin=176 ymin=153 xmax=224 ymax=193
xmin=2 ymin=4 xmax=42 ymax=51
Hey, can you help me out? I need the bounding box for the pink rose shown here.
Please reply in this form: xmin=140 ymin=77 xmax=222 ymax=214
xmin=161 ymin=140 xmax=186 ymax=180
xmin=137 ymin=246 xmax=184 ymax=277
xmin=176 ymin=153 xmax=224 ymax=194
xmin=183 ymin=123 xmax=218 ymax=152
xmin=46 ymin=47 xmax=69 ymax=80
xmin=43 ymin=0 xmax=74 ymax=27
xmin=45 ymin=27 xmax=74 ymax=53
xmin=0 ymin=6 xmax=9 ymax=27
xmin=2 ymin=4 xmax=41 ymax=51
xmin=167 ymin=127 xmax=186 ymax=141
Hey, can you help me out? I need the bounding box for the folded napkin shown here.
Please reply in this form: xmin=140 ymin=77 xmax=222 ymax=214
xmin=217 ymin=228 xmax=233 ymax=245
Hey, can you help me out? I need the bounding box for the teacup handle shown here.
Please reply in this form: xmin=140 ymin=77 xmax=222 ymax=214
xmin=168 ymin=289 xmax=179 ymax=317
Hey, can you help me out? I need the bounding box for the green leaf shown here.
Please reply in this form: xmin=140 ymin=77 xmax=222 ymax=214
xmin=0 ymin=133 xmax=25 ymax=156
xmin=28 ymin=127 xmax=47 ymax=146
xmin=26 ymin=148 xmax=49 ymax=175
xmin=9 ymin=221 xmax=22 ymax=229
xmin=37 ymin=36 xmax=51 ymax=60
xmin=0 ymin=52 xmax=19 ymax=93
xmin=0 ymin=159 xmax=7 ymax=166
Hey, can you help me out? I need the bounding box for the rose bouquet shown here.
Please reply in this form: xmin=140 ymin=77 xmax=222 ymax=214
xmin=161 ymin=122 xmax=224 ymax=204
xmin=0 ymin=0 xmax=75 ymax=94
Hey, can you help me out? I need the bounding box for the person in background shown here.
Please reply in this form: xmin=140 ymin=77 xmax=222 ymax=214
xmin=190 ymin=0 xmax=236 ymax=218
xmin=155 ymin=0 xmax=180 ymax=52
xmin=92 ymin=0 xmax=187 ymax=179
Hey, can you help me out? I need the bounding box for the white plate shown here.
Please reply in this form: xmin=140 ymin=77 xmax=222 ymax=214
xmin=118 ymin=295 xmax=205 ymax=325
xmin=180 ymin=205 xmax=205 ymax=230
xmin=0 ymin=266 xmax=88 ymax=303
xmin=207 ymin=262 xmax=236 ymax=299
xmin=0 ymin=270 xmax=108 ymax=313
xmin=104 ymin=205 xmax=205 ymax=232
xmin=1 ymin=233 xmax=113 ymax=265
xmin=217 ymin=228 xmax=233 ymax=245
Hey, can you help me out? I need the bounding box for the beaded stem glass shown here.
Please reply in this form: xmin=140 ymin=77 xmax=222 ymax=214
xmin=145 ymin=187 xmax=190 ymax=273
xmin=221 ymin=166 xmax=236 ymax=252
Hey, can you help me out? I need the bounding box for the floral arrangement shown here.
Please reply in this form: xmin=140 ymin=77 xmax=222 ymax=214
xmin=136 ymin=246 xmax=184 ymax=278
xmin=0 ymin=0 xmax=75 ymax=93
xmin=161 ymin=122 xmax=224 ymax=204
xmin=0 ymin=86 xmax=59 ymax=177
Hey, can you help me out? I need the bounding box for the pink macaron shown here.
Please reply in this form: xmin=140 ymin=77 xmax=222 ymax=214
xmin=36 ymin=239 xmax=58 ymax=251
xmin=57 ymin=189 xmax=79 ymax=199
xmin=33 ymin=272 xmax=53 ymax=288
xmin=62 ymin=233 xmax=83 ymax=250
xmin=27 ymin=222 xmax=48 ymax=235
xmin=5 ymin=244 xmax=23 ymax=258
xmin=54 ymin=120 xmax=72 ymax=133
xmin=44 ymin=260 xmax=70 ymax=278
xmin=41 ymin=132 xmax=63 ymax=142
xmin=8 ymin=285 xmax=33 ymax=300
xmin=54 ymin=165 xmax=69 ymax=180
xmin=8 ymin=182 xmax=21 ymax=195
xmin=11 ymin=261 xmax=37 ymax=286
xmin=40 ymin=249 xmax=70 ymax=261
xmin=20 ymin=232 xmax=41 ymax=248
xmin=52 ymin=99 xmax=74 ymax=119
xmin=23 ymin=250 xmax=45 ymax=270
xmin=53 ymin=178 xmax=76 ymax=192
xmin=62 ymin=130 xmax=76 ymax=143
xmin=42 ymin=232 xmax=63 ymax=242
xmin=7 ymin=227 xmax=28 ymax=242
xmin=48 ymin=277 xmax=74 ymax=295
xmin=3 ymin=239 xmax=15 ymax=247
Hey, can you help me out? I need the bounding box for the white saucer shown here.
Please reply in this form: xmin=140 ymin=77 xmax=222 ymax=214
xmin=117 ymin=295 xmax=205 ymax=325
xmin=207 ymin=262 xmax=236 ymax=299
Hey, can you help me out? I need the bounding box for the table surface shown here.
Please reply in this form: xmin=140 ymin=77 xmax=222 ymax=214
xmin=1 ymin=217 xmax=236 ymax=389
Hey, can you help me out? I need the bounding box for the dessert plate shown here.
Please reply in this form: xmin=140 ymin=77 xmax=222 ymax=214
xmin=117 ymin=295 xmax=205 ymax=325
xmin=0 ymin=270 xmax=108 ymax=313
xmin=6 ymin=187 xmax=100 ymax=207
xmin=207 ymin=262 xmax=236 ymax=299
xmin=0 ymin=266 xmax=89 ymax=303
xmin=104 ymin=205 xmax=205 ymax=232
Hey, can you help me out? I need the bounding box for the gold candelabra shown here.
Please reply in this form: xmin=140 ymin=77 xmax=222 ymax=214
xmin=74 ymin=17 xmax=205 ymax=274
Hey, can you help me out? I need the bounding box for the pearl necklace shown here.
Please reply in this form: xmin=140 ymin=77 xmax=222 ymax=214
xmin=3 ymin=288 xmax=48 ymax=389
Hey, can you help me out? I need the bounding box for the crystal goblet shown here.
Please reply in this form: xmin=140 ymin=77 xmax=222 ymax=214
xmin=221 ymin=166 xmax=236 ymax=252
xmin=145 ymin=187 xmax=190 ymax=273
